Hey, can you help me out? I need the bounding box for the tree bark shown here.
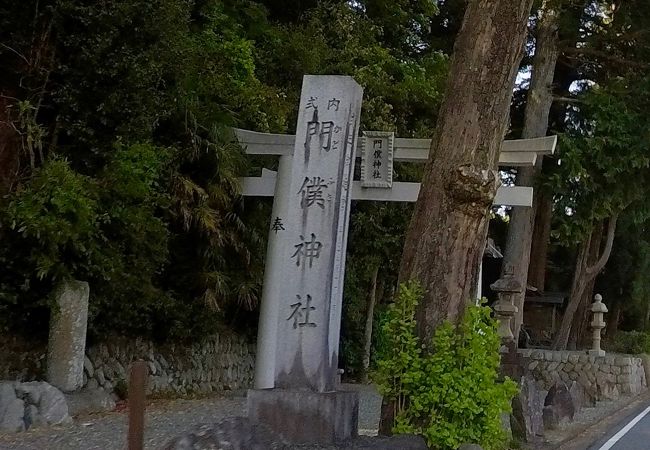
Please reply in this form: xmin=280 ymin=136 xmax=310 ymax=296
xmin=553 ymin=214 xmax=619 ymax=350
xmin=569 ymin=221 xmax=603 ymax=349
xmin=608 ymin=301 xmax=621 ymax=340
xmin=528 ymin=191 xmax=553 ymax=291
xmin=398 ymin=0 xmax=535 ymax=345
xmin=501 ymin=4 xmax=560 ymax=339
xmin=570 ymin=277 xmax=598 ymax=350
xmin=362 ymin=265 xmax=380 ymax=383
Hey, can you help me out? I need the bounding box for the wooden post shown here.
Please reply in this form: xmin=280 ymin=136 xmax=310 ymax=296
xmin=128 ymin=361 xmax=148 ymax=450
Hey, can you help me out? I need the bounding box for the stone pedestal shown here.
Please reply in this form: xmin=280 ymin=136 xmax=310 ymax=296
xmin=500 ymin=340 xmax=523 ymax=381
xmin=47 ymin=280 xmax=89 ymax=392
xmin=247 ymin=389 xmax=358 ymax=444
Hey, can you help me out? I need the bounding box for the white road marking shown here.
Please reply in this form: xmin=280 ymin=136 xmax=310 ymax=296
xmin=598 ymin=405 xmax=650 ymax=450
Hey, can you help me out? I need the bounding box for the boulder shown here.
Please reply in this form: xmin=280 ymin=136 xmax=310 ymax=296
xmin=24 ymin=404 xmax=45 ymax=429
xmin=569 ymin=381 xmax=585 ymax=412
xmin=15 ymin=381 xmax=44 ymax=405
xmin=510 ymin=376 xmax=544 ymax=443
xmin=543 ymin=380 xmax=575 ymax=429
xmin=86 ymin=378 xmax=99 ymax=390
xmin=96 ymin=368 xmax=106 ymax=386
xmin=65 ymin=387 xmax=116 ymax=416
xmin=0 ymin=384 xmax=25 ymax=433
xmin=542 ymin=405 xmax=559 ymax=430
xmin=84 ymin=356 xmax=94 ymax=378
xmin=14 ymin=381 xmax=71 ymax=425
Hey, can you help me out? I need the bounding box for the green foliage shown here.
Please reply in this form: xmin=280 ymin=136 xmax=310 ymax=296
xmin=0 ymin=144 xmax=172 ymax=336
xmin=547 ymin=76 xmax=650 ymax=245
xmin=374 ymin=281 xmax=424 ymax=406
xmin=595 ymin=214 xmax=650 ymax=332
xmin=375 ymin=282 xmax=518 ymax=450
xmin=341 ymin=202 xmax=411 ymax=375
xmin=630 ymin=240 xmax=650 ymax=328
xmin=0 ymin=0 xmax=449 ymax=341
xmin=4 ymin=159 xmax=100 ymax=281
xmin=254 ymin=2 xmax=448 ymax=135
xmin=605 ymin=331 xmax=650 ymax=355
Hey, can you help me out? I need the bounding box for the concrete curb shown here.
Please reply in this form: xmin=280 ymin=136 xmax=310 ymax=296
xmin=547 ymin=389 xmax=650 ymax=450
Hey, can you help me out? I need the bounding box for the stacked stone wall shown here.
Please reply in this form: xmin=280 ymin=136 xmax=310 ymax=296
xmin=519 ymin=349 xmax=647 ymax=401
xmin=0 ymin=333 xmax=255 ymax=396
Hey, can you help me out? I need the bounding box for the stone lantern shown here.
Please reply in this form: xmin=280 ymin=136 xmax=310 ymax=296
xmin=589 ymin=294 xmax=608 ymax=357
xmin=490 ymin=264 xmax=523 ymax=345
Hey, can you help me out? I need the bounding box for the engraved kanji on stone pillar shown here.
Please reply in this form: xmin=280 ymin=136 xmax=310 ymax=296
xmin=272 ymin=76 xmax=363 ymax=392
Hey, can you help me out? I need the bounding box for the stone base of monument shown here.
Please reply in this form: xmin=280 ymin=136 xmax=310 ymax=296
xmin=247 ymin=388 xmax=359 ymax=445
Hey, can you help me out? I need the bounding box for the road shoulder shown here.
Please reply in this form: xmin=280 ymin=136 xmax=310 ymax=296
xmin=543 ymin=389 xmax=650 ymax=450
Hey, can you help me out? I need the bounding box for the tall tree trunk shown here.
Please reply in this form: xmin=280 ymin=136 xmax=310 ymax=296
xmin=398 ymin=0 xmax=535 ymax=345
xmin=362 ymin=265 xmax=380 ymax=383
xmin=569 ymin=222 xmax=603 ymax=349
xmin=528 ymin=192 xmax=553 ymax=291
xmin=608 ymin=303 xmax=621 ymax=338
xmin=569 ymin=277 xmax=597 ymax=350
xmin=527 ymin=8 xmax=585 ymax=294
xmin=553 ymin=214 xmax=618 ymax=350
xmin=501 ymin=4 xmax=559 ymax=339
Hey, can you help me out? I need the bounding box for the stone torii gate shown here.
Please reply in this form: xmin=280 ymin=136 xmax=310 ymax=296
xmin=239 ymin=75 xmax=556 ymax=444
xmin=236 ymin=125 xmax=556 ymax=387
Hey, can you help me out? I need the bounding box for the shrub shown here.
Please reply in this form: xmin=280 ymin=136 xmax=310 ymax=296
xmin=605 ymin=330 xmax=650 ymax=354
xmin=3 ymin=158 xmax=100 ymax=281
xmin=374 ymin=281 xmax=518 ymax=450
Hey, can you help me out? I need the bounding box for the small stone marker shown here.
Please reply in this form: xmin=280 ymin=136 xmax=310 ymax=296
xmin=47 ymin=280 xmax=89 ymax=392
xmin=248 ymin=75 xmax=362 ymax=444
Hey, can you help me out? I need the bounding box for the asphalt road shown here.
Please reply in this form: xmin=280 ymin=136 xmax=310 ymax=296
xmin=589 ymin=403 xmax=650 ymax=450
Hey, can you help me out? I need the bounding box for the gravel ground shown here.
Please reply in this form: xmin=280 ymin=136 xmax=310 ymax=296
xmin=0 ymin=384 xmax=382 ymax=450
xmin=2 ymin=381 xmax=636 ymax=450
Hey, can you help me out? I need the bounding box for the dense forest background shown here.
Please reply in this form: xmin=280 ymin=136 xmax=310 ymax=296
xmin=2 ymin=0 xmax=650 ymax=376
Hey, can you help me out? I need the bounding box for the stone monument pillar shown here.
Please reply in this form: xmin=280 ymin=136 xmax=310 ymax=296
xmin=589 ymin=294 xmax=608 ymax=357
xmin=248 ymin=75 xmax=363 ymax=445
xmin=47 ymin=280 xmax=90 ymax=392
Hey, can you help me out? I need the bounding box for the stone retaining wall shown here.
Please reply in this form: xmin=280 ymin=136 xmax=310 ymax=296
xmin=519 ymin=349 xmax=647 ymax=401
xmin=0 ymin=333 xmax=255 ymax=396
